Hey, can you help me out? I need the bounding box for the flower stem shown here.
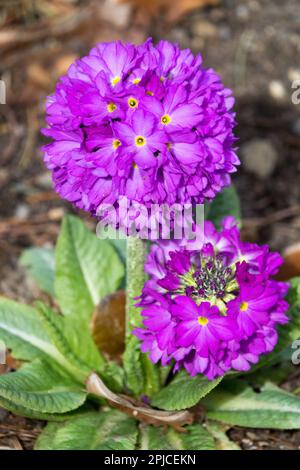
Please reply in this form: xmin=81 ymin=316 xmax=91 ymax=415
xmin=125 ymin=236 xmax=160 ymax=397
xmin=125 ymin=236 xmax=147 ymax=337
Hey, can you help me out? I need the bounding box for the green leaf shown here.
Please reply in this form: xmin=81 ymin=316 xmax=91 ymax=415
xmin=20 ymin=247 xmax=55 ymax=296
xmin=0 ymin=395 xmax=90 ymax=421
xmin=123 ymin=335 xmax=145 ymax=396
xmin=206 ymin=186 xmax=241 ymax=229
xmin=99 ymin=226 xmax=127 ymax=264
xmin=0 ymin=360 xmax=86 ymax=414
xmin=206 ymin=421 xmax=240 ymax=450
xmin=139 ymin=424 xmax=215 ymax=450
xmin=204 ymin=381 xmax=300 ymax=429
xmin=0 ymin=297 xmax=67 ymax=364
xmin=100 ymin=361 xmax=125 ymax=393
xmin=123 ymin=336 xmax=160 ymax=398
xmin=151 ymin=370 xmax=222 ymax=411
xmin=36 ymin=302 xmax=102 ymax=381
xmin=0 ymin=297 xmax=102 ymax=382
xmin=55 ymin=215 xmax=125 ymax=322
xmin=35 ymin=410 xmax=138 ymax=450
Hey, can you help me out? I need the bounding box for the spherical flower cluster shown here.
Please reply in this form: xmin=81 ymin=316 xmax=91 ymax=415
xmin=42 ymin=39 xmax=239 ymax=228
xmin=133 ymin=217 xmax=289 ymax=380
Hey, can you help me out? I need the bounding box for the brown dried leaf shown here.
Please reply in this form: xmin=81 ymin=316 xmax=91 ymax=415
xmin=90 ymin=290 xmax=125 ymax=360
xmin=277 ymin=242 xmax=300 ymax=281
xmin=86 ymin=372 xmax=194 ymax=431
xmin=118 ymin=0 xmax=220 ymax=24
xmin=53 ymin=54 xmax=78 ymax=79
xmin=27 ymin=63 xmax=51 ymax=90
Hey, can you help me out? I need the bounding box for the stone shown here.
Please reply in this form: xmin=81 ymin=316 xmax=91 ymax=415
xmin=288 ymin=68 xmax=300 ymax=82
xmin=241 ymin=138 xmax=278 ymax=179
xmin=14 ymin=203 xmax=30 ymax=220
xmin=269 ymin=80 xmax=286 ymax=100
xmin=191 ymin=19 xmax=218 ymax=39
xmin=98 ymin=0 xmax=131 ymax=29
xmin=236 ymin=5 xmax=249 ymax=20
xmin=35 ymin=172 xmax=53 ymax=189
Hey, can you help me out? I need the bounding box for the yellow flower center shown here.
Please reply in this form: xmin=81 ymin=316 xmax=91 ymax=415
xmin=198 ymin=316 xmax=209 ymax=326
xmin=132 ymin=162 xmax=138 ymax=169
xmin=107 ymin=102 xmax=117 ymax=113
xmin=111 ymin=76 xmax=121 ymax=86
xmin=167 ymin=142 xmax=172 ymax=150
xmin=240 ymin=301 xmax=249 ymax=312
xmin=146 ymin=90 xmax=153 ymax=96
xmin=112 ymin=139 xmax=121 ymax=150
xmin=135 ymin=136 xmax=146 ymax=147
xmin=133 ymin=78 xmax=141 ymax=84
xmin=128 ymin=97 xmax=138 ymax=108
xmin=161 ymin=114 xmax=171 ymax=125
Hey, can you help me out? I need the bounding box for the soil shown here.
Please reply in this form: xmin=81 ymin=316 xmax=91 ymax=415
xmin=0 ymin=0 xmax=300 ymax=450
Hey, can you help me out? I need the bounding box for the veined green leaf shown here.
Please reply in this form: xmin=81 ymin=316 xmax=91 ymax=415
xmin=37 ymin=302 xmax=104 ymax=379
xmin=0 ymin=395 xmax=90 ymax=421
xmin=0 ymin=297 xmax=68 ymax=364
xmin=55 ymin=215 xmax=125 ymax=322
xmin=204 ymin=381 xmax=300 ymax=429
xmin=0 ymin=297 xmax=102 ymax=383
xmin=0 ymin=360 xmax=86 ymax=414
xmin=35 ymin=409 xmax=138 ymax=450
xmin=123 ymin=336 xmax=145 ymax=396
xmin=20 ymin=247 xmax=55 ymax=296
xmin=99 ymin=226 xmax=127 ymax=264
xmin=139 ymin=424 xmax=215 ymax=450
xmin=206 ymin=421 xmax=240 ymax=450
xmin=151 ymin=370 xmax=222 ymax=411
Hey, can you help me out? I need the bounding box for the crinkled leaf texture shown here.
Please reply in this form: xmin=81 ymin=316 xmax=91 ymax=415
xmin=0 ymin=360 xmax=86 ymax=416
xmin=35 ymin=409 xmax=216 ymax=451
xmin=35 ymin=409 xmax=138 ymax=450
xmin=19 ymin=247 xmax=55 ymax=296
xmin=206 ymin=421 xmax=240 ymax=450
xmin=151 ymin=370 xmax=222 ymax=411
xmin=0 ymin=297 xmax=103 ymax=382
xmin=139 ymin=423 xmax=215 ymax=450
xmin=203 ymin=381 xmax=300 ymax=429
xmin=55 ymin=215 xmax=125 ymax=322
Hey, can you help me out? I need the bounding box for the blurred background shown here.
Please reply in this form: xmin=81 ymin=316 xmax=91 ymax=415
xmin=0 ymin=0 xmax=300 ymax=297
xmin=0 ymin=0 xmax=300 ymax=450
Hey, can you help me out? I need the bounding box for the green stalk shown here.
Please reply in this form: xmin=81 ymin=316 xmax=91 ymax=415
xmin=124 ymin=236 xmax=160 ymax=397
xmin=125 ymin=236 xmax=147 ymax=336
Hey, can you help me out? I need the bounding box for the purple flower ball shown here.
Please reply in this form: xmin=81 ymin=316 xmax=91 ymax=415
xmin=42 ymin=39 xmax=239 ymax=227
xmin=133 ymin=217 xmax=290 ymax=380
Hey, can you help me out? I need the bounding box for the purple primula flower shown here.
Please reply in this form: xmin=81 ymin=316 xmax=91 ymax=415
xmin=133 ymin=217 xmax=290 ymax=380
xmin=42 ymin=39 xmax=239 ymax=230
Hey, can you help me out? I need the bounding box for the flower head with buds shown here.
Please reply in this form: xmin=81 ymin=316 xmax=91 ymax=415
xmin=133 ymin=217 xmax=289 ymax=380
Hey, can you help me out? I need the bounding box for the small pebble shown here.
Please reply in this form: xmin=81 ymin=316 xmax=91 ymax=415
xmin=191 ymin=20 xmax=218 ymax=39
xmin=269 ymin=80 xmax=287 ymax=100
xmin=35 ymin=172 xmax=53 ymax=189
xmin=236 ymin=5 xmax=249 ymax=21
xmin=48 ymin=207 xmax=65 ymax=221
xmin=14 ymin=204 xmax=30 ymax=220
xmin=288 ymin=68 xmax=300 ymax=82
xmin=241 ymin=138 xmax=279 ymax=179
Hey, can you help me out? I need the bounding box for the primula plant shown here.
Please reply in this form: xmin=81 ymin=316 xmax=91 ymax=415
xmin=1 ymin=39 xmax=300 ymax=450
